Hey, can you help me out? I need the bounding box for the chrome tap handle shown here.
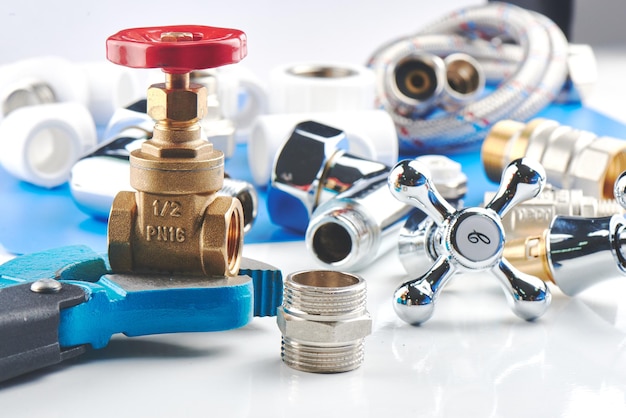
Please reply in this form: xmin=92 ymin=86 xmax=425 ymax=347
xmin=388 ymin=159 xmax=455 ymax=226
xmin=388 ymin=157 xmax=550 ymax=324
xmin=393 ymin=256 xmax=455 ymax=325
xmin=486 ymin=157 xmax=546 ymax=218
xmin=492 ymin=259 xmax=551 ymax=320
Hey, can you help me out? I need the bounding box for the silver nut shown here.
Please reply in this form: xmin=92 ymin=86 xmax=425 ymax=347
xmin=277 ymin=310 xmax=371 ymax=343
xmin=276 ymin=270 xmax=372 ymax=373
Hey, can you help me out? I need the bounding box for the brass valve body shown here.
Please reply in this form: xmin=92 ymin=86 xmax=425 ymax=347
xmin=108 ymin=74 xmax=244 ymax=276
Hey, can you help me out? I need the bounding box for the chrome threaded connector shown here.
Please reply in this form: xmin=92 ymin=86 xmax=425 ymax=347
xmin=277 ymin=270 xmax=372 ymax=373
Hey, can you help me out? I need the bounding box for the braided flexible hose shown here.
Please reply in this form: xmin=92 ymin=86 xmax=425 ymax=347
xmin=367 ymin=2 xmax=569 ymax=154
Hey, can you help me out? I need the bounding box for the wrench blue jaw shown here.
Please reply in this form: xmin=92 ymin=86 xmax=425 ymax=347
xmin=0 ymin=245 xmax=282 ymax=382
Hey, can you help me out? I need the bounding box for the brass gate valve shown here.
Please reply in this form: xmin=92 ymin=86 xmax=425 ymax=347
xmin=105 ymin=25 xmax=247 ymax=276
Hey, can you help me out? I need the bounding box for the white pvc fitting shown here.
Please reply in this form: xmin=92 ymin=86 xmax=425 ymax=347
xmin=269 ymin=62 xmax=376 ymax=114
xmin=248 ymin=110 xmax=398 ymax=186
xmin=0 ymin=102 xmax=97 ymax=188
xmin=215 ymin=64 xmax=268 ymax=138
xmin=79 ymin=61 xmax=143 ymax=127
xmin=0 ymin=56 xmax=89 ymax=122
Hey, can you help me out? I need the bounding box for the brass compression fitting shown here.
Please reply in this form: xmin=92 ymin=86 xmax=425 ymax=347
xmin=105 ymin=26 xmax=248 ymax=276
xmin=482 ymin=118 xmax=626 ymax=199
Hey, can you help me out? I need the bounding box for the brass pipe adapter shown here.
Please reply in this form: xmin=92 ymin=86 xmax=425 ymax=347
xmin=482 ymin=118 xmax=626 ymax=199
xmin=106 ymin=26 xmax=248 ymax=276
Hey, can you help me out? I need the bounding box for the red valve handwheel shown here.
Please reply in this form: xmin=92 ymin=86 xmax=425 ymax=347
xmin=106 ymin=25 xmax=247 ymax=73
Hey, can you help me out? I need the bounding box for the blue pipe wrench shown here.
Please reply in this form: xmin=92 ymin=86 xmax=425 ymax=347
xmin=0 ymin=245 xmax=282 ymax=382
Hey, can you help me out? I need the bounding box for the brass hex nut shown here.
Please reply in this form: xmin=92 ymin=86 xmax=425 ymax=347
xmin=147 ymin=82 xmax=208 ymax=122
xmin=200 ymin=195 xmax=244 ymax=276
xmin=107 ymin=191 xmax=137 ymax=272
xmin=277 ymin=310 xmax=372 ymax=344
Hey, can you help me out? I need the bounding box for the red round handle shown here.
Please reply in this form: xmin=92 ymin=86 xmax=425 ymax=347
xmin=106 ymin=25 xmax=247 ymax=73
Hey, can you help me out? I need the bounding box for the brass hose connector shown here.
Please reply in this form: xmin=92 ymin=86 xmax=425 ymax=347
xmin=482 ymin=118 xmax=626 ymax=199
xmin=106 ymin=26 xmax=247 ymax=276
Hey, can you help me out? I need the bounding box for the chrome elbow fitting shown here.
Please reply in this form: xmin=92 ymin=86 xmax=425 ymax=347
xmin=482 ymin=118 xmax=626 ymax=199
xmin=277 ymin=270 xmax=372 ymax=373
xmin=268 ymin=121 xmax=389 ymax=233
xmin=305 ymin=172 xmax=412 ymax=271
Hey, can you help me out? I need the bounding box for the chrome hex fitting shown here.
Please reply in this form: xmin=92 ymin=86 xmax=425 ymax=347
xmin=482 ymin=118 xmax=626 ymax=199
xmin=277 ymin=270 xmax=372 ymax=373
xmin=268 ymin=120 xmax=391 ymax=233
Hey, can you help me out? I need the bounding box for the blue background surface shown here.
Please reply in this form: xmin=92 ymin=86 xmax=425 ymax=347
xmin=1 ymin=102 xmax=625 ymax=255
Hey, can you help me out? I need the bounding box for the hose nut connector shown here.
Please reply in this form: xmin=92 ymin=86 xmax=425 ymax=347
xmin=277 ymin=270 xmax=372 ymax=373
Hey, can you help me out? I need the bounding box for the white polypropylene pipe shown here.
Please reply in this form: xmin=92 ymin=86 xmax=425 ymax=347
xmin=0 ymin=102 xmax=97 ymax=188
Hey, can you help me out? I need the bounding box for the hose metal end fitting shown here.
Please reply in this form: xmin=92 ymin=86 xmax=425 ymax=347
xmin=277 ymin=270 xmax=372 ymax=373
xmin=389 ymin=53 xmax=446 ymax=116
xmin=441 ymin=53 xmax=485 ymax=111
xmin=482 ymin=118 xmax=626 ymax=199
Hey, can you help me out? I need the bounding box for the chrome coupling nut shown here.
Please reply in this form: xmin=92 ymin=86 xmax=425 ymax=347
xmin=277 ymin=270 xmax=372 ymax=373
xmin=482 ymin=118 xmax=626 ymax=199
xmin=268 ymin=120 xmax=389 ymax=233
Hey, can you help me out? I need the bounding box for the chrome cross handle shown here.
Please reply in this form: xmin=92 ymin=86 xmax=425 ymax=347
xmin=388 ymin=158 xmax=551 ymax=325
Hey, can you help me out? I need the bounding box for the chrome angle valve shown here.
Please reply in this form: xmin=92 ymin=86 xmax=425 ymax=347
xmin=388 ymin=158 xmax=551 ymax=325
